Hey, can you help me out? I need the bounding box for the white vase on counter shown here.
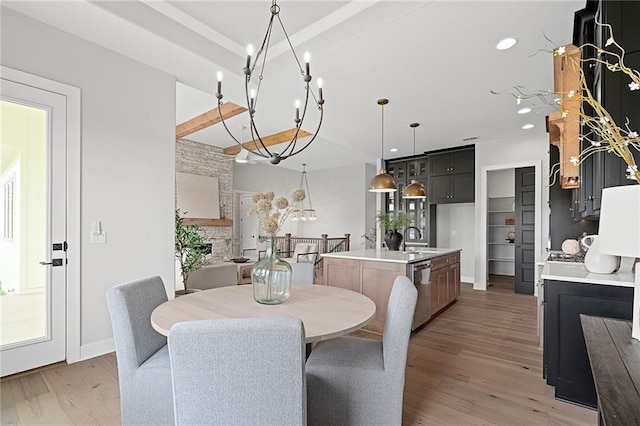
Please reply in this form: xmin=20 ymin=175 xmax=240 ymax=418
xmin=581 ymin=234 xmax=619 ymax=274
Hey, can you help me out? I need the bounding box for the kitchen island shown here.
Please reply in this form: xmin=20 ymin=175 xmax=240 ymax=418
xmin=321 ymin=248 xmax=461 ymax=333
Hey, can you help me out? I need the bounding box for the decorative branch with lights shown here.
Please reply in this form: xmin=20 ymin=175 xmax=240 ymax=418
xmin=494 ymin=21 xmax=639 ymax=185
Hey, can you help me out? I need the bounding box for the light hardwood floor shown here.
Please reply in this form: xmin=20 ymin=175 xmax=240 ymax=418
xmin=1 ymin=276 xmax=597 ymax=425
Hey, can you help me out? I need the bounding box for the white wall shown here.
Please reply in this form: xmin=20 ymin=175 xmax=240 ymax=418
xmin=488 ymin=169 xmax=515 ymax=197
xmin=1 ymin=8 xmax=176 ymax=358
xmin=474 ymin=133 xmax=550 ymax=290
xmin=300 ymin=164 xmax=374 ymax=249
xmin=436 ymin=203 xmax=475 ymax=283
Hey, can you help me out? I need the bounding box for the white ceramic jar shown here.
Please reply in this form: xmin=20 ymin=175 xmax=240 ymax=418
xmin=581 ymin=234 xmax=619 ymax=274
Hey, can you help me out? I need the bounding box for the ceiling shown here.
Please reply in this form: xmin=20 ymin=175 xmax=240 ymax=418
xmin=3 ymin=0 xmax=585 ymax=171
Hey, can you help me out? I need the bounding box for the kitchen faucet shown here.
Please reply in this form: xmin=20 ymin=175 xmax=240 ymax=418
xmin=403 ymin=226 xmax=423 ymax=251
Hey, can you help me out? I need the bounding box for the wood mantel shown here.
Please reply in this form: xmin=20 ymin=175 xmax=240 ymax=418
xmin=183 ymin=218 xmax=232 ymax=227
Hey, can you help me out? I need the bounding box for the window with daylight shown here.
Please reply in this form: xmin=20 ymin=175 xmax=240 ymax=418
xmin=3 ymin=176 xmax=15 ymax=241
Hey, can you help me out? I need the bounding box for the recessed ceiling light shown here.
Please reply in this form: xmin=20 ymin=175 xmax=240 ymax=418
xmin=522 ymin=123 xmax=534 ymax=130
xmin=518 ymin=107 xmax=532 ymax=114
xmin=390 ymin=148 xmax=398 ymax=152
xmin=496 ymin=37 xmax=517 ymax=50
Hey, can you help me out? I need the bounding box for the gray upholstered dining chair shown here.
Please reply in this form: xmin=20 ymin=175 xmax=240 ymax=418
xmin=291 ymin=261 xmax=315 ymax=284
xmin=306 ymin=275 xmax=418 ymax=426
xmin=106 ymin=275 xmax=174 ymax=425
xmin=168 ymin=317 xmax=307 ymax=425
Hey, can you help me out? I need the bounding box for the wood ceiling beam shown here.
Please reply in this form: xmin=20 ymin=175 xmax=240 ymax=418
xmin=223 ymin=128 xmax=312 ymax=156
xmin=176 ymin=102 xmax=247 ymax=139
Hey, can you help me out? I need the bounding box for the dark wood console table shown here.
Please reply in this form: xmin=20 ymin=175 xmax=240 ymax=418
xmin=580 ymin=315 xmax=640 ymax=425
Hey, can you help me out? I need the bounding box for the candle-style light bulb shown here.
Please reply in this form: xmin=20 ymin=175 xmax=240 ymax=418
xmin=216 ymin=71 xmax=223 ymax=94
xmin=304 ymin=52 xmax=310 ymax=76
xmin=246 ymin=44 xmax=254 ymax=69
xmin=317 ymin=78 xmax=323 ymax=102
xmin=250 ymin=89 xmax=256 ymax=112
xmin=295 ymin=100 xmax=300 ymax=121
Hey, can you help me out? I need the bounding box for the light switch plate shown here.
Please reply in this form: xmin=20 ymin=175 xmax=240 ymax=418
xmin=90 ymin=231 xmax=106 ymax=244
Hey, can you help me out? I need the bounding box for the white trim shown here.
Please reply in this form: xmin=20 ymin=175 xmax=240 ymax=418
xmin=80 ymin=338 xmax=114 ymax=361
xmin=1 ymin=66 xmax=82 ymax=364
xmin=477 ymin=160 xmax=542 ymax=292
xmin=461 ymin=275 xmax=474 ymax=284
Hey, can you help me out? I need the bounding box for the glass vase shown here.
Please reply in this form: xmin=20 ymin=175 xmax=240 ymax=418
xmin=251 ymin=238 xmax=292 ymax=304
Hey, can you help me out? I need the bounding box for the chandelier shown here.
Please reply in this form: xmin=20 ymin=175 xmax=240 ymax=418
xmin=403 ymin=122 xmax=426 ymax=199
xmin=215 ymin=0 xmax=324 ymax=165
xmin=292 ymin=163 xmax=316 ymax=221
xmin=368 ymin=98 xmax=397 ymax=192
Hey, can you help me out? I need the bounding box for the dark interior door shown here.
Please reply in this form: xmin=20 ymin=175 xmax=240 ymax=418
xmin=515 ymin=167 xmax=535 ymax=294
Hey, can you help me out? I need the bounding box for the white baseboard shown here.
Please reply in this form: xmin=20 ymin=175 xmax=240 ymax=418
xmin=78 ymin=338 xmax=115 ymax=362
xmin=472 ymin=281 xmax=486 ymax=291
xmin=461 ymin=275 xmax=474 ymax=284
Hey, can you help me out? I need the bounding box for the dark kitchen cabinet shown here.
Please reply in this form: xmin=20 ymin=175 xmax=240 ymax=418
xmin=543 ymin=279 xmax=633 ymax=408
xmin=571 ymin=0 xmax=640 ymax=219
xmin=427 ymin=147 xmax=475 ymax=204
xmin=428 ymin=173 xmax=474 ymax=204
xmin=427 ymin=148 xmax=474 ymax=177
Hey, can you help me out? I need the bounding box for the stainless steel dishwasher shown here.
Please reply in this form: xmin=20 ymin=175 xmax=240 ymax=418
xmin=411 ymin=259 xmax=432 ymax=330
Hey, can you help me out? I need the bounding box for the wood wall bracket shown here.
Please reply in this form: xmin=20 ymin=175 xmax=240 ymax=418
xmin=547 ymin=44 xmax=581 ymax=189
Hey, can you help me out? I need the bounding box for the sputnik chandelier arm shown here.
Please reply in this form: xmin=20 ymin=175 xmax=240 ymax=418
xmin=215 ymin=0 xmax=324 ymax=165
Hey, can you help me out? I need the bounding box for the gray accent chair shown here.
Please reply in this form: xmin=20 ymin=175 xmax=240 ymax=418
xmin=106 ymin=276 xmax=174 ymax=425
xmin=291 ymin=261 xmax=315 ymax=284
xmin=168 ymin=317 xmax=307 ymax=425
xmin=187 ymin=261 xmax=238 ymax=289
xmin=306 ymin=275 xmax=418 ymax=426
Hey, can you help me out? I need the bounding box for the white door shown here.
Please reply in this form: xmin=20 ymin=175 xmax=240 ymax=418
xmin=239 ymin=194 xmax=257 ymax=255
xmin=0 ymin=79 xmax=67 ymax=376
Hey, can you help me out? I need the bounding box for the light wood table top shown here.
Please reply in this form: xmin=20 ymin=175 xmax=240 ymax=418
xmin=151 ymin=284 xmax=376 ymax=343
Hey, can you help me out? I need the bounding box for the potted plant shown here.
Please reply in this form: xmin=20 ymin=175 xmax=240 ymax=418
xmin=376 ymin=211 xmax=413 ymax=251
xmin=175 ymin=209 xmax=209 ymax=294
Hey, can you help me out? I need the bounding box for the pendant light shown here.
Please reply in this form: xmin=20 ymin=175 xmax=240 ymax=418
xmin=403 ymin=122 xmax=427 ymax=199
xmin=369 ymin=98 xmax=397 ymax=193
xmin=292 ymin=163 xmax=316 ymax=221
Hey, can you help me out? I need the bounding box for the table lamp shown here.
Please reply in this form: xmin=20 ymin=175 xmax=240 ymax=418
xmin=598 ymin=185 xmax=640 ymax=341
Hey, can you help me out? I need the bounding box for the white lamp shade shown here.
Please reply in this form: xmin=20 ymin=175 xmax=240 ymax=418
xmin=235 ymin=148 xmax=250 ymax=163
xmin=598 ymin=185 xmax=640 ymax=257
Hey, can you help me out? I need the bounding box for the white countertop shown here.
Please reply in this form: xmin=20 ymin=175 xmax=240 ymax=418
xmin=321 ymin=248 xmax=460 ymax=264
xmin=541 ymin=262 xmax=635 ymax=287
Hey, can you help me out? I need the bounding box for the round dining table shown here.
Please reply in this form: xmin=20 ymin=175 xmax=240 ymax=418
xmin=151 ymin=284 xmax=376 ymax=343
